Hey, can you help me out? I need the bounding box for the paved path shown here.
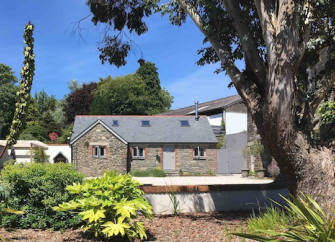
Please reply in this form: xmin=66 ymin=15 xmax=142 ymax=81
xmin=133 ymin=174 xmax=273 ymax=186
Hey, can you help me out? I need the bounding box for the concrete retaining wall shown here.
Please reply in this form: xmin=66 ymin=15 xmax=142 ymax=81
xmin=140 ymin=183 xmax=288 ymax=214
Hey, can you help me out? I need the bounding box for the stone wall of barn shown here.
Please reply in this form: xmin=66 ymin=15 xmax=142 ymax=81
xmin=72 ymin=123 xmax=127 ymax=177
xmin=130 ymin=144 xmax=217 ymax=174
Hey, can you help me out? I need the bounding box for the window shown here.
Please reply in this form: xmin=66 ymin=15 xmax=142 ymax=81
xmin=180 ymin=120 xmax=190 ymax=126
xmin=193 ymin=147 xmax=206 ymax=159
xmin=93 ymin=146 xmax=106 ymax=158
xmin=141 ymin=120 xmax=150 ymax=126
xmin=132 ymin=147 xmax=145 ymax=159
xmin=112 ymin=120 xmax=119 ymax=126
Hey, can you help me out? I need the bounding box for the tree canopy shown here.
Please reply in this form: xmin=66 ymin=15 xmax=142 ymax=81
xmin=0 ymin=63 xmax=18 ymax=86
xmin=135 ymin=61 xmax=173 ymax=114
xmin=82 ymin=0 xmax=335 ymax=205
xmin=93 ymin=74 xmax=155 ymax=115
xmin=34 ymin=89 xmax=57 ymax=115
xmin=63 ymin=82 xmax=97 ymax=124
xmin=91 ymin=61 xmax=173 ymax=115
xmin=0 ymin=64 xmax=19 ymax=139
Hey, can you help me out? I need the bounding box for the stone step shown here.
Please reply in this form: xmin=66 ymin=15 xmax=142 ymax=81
xmin=165 ymin=170 xmax=179 ymax=176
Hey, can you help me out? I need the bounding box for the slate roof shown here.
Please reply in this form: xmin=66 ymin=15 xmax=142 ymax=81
xmin=70 ymin=115 xmax=218 ymax=144
xmin=159 ymin=95 xmax=242 ymax=116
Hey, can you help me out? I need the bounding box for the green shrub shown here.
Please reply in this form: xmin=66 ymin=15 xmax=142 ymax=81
xmin=130 ymin=168 xmax=166 ymax=177
xmin=54 ymin=170 xmax=152 ymax=240
xmin=179 ymin=169 xmax=183 ymax=176
xmin=249 ymin=170 xmax=255 ymax=176
xmin=186 ymin=171 xmax=202 ymax=176
xmin=234 ymin=193 xmax=335 ymax=241
xmin=3 ymin=159 xmax=16 ymax=167
xmin=1 ymin=163 xmax=84 ymax=229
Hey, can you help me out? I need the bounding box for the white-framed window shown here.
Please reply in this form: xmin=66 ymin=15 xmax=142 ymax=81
xmin=132 ymin=147 xmax=145 ymax=159
xmin=93 ymin=146 xmax=106 ymax=158
xmin=193 ymin=147 xmax=206 ymax=159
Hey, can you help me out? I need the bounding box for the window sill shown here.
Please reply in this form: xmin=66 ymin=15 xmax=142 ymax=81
xmin=132 ymin=157 xmax=145 ymax=160
xmin=193 ymin=157 xmax=206 ymax=160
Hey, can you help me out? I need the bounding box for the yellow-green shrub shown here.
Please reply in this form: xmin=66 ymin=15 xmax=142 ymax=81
xmin=54 ymin=170 xmax=152 ymax=240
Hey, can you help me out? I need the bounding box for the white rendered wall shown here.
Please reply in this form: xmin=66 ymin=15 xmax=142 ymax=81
xmin=143 ymin=188 xmax=289 ymax=214
xmin=47 ymin=145 xmax=71 ymax=163
xmin=0 ymin=147 xmax=33 ymax=166
xmin=0 ymin=144 xmax=71 ymax=166
xmin=207 ymin=113 xmax=223 ymax=126
xmin=225 ymin=112 xmax=247 ymax=135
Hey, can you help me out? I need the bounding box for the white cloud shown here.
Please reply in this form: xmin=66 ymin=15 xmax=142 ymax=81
xmin=166 ymin=64 xmax=238 ymax=109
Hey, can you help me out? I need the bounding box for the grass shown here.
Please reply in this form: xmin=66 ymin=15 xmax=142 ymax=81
xmin=247 ymin=206 xmax=294 ymax=233
xmin=130 ymin=168 xmax=167 ymax=177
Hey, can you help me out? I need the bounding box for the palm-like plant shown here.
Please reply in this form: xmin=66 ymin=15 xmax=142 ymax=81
xmin=234 ymin=193 xmax=335 ymax=241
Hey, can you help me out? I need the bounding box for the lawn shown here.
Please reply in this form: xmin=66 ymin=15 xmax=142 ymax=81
xmin=0 ymin=211 xmax=252 ymax=242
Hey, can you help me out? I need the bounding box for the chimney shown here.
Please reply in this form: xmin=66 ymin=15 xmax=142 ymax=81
xmin=195 ymin=101 xmax=199 ymax=121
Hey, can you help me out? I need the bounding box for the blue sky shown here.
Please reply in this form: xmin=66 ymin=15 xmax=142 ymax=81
xmin=0 ymin=0 xmax=237 ymax=109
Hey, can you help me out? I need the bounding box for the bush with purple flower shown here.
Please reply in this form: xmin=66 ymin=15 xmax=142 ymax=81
xmin=267 ymin=161 xmax=280 ymax=178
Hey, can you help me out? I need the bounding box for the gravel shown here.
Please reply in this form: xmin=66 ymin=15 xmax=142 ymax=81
xmin=0 ymin=211 xmax=254 ymax=241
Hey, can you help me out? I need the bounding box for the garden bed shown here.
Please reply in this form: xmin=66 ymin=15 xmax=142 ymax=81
xmin=0 ymin=211 xmax=252 ymax=241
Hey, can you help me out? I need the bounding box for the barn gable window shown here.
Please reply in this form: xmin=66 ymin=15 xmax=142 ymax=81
xmin=93 ymin=146 xmax=106 ymax=158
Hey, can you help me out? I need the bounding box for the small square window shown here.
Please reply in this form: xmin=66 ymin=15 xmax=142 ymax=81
xmin=193 ymin=147 xmax=206 ymax=159
xmin=132 ymin=147 xmax=145 ymax=159
xmin=112 ymin=120 xmax=118 ymax=126
xmin=141 ymin=120 xmax=150 ymax=126
xmin=180 ymin=120 xmax=190 ymax=126
xmin=93 ymin=146 xmax=106 ymax=158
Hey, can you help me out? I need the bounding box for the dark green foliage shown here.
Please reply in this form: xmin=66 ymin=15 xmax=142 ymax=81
xmin=1 ymin=163 xmax=85 ymax=229
xmin=135 ymin=61 xmax=173 ymax=114
xmin=0 ymin=63 xmax=19 ymax=139
xmin=19 ymin=122 xmax=48 ymax=142
xmin=130 ymin=168 xmax=167 ymax=177
xmin=89 ymin=94 xmax=110 ymax=115
xmin=58 ymin=124 xmax=73 ymax=144
xmin=25 ymin=95 xmax=41 ymax=123
xmin=34 ymin=89 xmax=57 ymax=115
xmin=94 ymin=72 xmax=172 ymax=115
xmin=95 ymin=74 xmax=151 ymax=115
xmin=0 ymin=63 xmax=18 ymax=86
xmin=0 ymin=83 xmax=19 ymax=139
xmin=41 ymin=111 xmax=61 ymax=137
xmin=87 ymin=0 xmax=157 ymax=67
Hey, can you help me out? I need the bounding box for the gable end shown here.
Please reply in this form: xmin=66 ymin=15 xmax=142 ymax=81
xmin=70 ymin=119 xmax=128 ymax=145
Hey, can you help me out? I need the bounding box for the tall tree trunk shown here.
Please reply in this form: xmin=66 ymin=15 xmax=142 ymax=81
xmin=249 ymin=55 xmax=335 ymax=206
